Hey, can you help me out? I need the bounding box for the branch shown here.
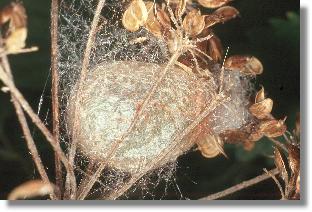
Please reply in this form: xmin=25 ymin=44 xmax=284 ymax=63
xmin=0 ymin=41 xmax=55 ymax=199
xmin=66 ymin=0 xmax=106 ymax=199
xmin=199 ymin=168 xmax=279 ymax=200
xmin=0 ymin=66 xmax=75 ymax=192
xmin=51 ymin=0 xmax=62 ymax=199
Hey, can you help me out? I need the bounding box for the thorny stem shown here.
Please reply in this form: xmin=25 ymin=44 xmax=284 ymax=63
xmin=66 ymin=0 xmax=106 ymax=200
xmin=77 ymin=46 xmax=185 ymax=200
xmin=0 ymin=40 xmax=55 ymax=199
xmin=200 ymin=168 xmax=280 ymax=200
xmin=51 ymin=0 xmax=62 ymax=199
xmin=0 ymin=67 xmax=75 ymax=193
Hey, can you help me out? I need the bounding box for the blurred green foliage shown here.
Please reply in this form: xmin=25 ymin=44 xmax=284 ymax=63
xmin=0 ymin=0 xmax=299 ymax=199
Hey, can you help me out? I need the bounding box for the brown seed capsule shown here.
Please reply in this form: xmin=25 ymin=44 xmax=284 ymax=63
xmin=144 ymin=2 xmax=162 ymax=37
xmin=207 ymin=33 xmax=223 ymax=62
xmin=213 ymin=6 xmax=239 ymax=23
xmin=249 ymin=98 xmax=273 ymax=119
xmin=196 ymin=134 xmax=226 ymax=158
xmin=197 ymin=0 xmax=232 ymax=9
xmin=224 ymin=55 xmax=263 ymax=75
xmin=259 ymin=119 xmax=287 ymax=138
xmin=122 ymin=0 xmax=148 ymax=32
xmin=183 ymin=9 xmax=206 ymax=37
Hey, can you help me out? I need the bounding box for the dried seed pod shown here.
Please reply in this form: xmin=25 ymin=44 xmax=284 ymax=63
xmin=183 ymin=9 xmax=205 ymax=36
xmin=213 ymin=6 xmax=239 ymax=23
xmin=249 ymin=98 xmax=273 ymax=119
xmin=122 ymin=0 xmax=148 ymax=32
xmin=255 ymin=86 xmax=265 ymax=103
xmin=259 ymin=119 xmax=287 ymax=138
xmin=144 ymin=2 xmax=162 ymax=37
xmin=274 ymin=147 xmax=289 ymax=184
xmin=145 ymin=2 xmax=171 ymax=38
xmin=207 ymin=33 xmax=223 ymax=62
xmin=224 ymin=55 xmax=263 ymax=75
xmin=197 ymin=0 xmax=232 ymax=8
xmin=8 ymin=180 xmax=54 ymax=200
xmin=196 ymin=134 xmax=226 ymax=158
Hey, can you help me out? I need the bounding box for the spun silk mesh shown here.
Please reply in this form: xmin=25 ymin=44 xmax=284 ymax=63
xmin=59 ymin=0 xmax=251 ymax=175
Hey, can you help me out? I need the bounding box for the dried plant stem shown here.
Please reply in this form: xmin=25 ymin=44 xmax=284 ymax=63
xmin=263 ymin=168 xmax=285 ymax=199
xmin=0 ymin=67 xmax=75 ymax=191
xmin=0 ymin=50 xmax=55 ymax=199
xmin=51 ymin=0 xmax=62 ymax=199
xmin=66 ymin=0 xmax=106 ymax=199
xmin=200 ymin=168 xmax=280 ymax=200
xmin=78 ymin=47 xmax=184 ymax=200
xmin=268 ymin=137 xmax=288 ymax=152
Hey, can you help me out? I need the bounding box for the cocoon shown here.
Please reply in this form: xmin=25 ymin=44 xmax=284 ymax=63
xmin=68 ymin=61 xmax=250 ymax=173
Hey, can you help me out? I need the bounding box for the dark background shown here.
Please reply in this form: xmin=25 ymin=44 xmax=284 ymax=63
xmin=0 ymin=0 xmax=299 ymax=200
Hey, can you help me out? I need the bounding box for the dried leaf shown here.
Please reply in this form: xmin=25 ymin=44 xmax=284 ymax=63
xmin=288 ymin=144 xmax=300 ymax=174
xmin=197 ymin=0 xmax=232 ymax=8
xmin=196 ymin=134 xmax=226 ymax=158
xmin=207 ymin=33 xmax=223 ymax=61
xmin=8 ymin=180 xmax=54 ymax=200
xmin=249 ymin=98 xmax=273 ymax=119
xmin=122 ymin=0 xmax=148 ymax=32
xmin=224 ymin=55 xmax=263 ymax=75
xmin=213 ymin=6 xmax=239 ymax=23
xmin=255 ymin=86 xmax=265 ymax=103
xmin=259 ymin=119 xmax=287 ymax=138
xmin=183 ymin=9 xmax=205 ymax=36
xmin=274 ymin=147 xmax=289 ymax=184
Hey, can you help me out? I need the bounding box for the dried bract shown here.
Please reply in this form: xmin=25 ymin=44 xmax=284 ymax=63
xmin=207 ymin=34 xmax=223 ymax=62
xmin=197 ymin=0 xmax=232 ymax=8
xmin=182 ymin=9 xmax=205 ymax=36
xmin=259 ymin=119 xmax=287 ymax=138
xmin=213 ymin=6 xmax=239 ymax=23
xmin=122 ymin=0 xmax=148 ymax=32
xmin=249 ymin=98 xmax=273 ymax=119
xmin=196 ymin=134 xmax=226 ymax=158
xmin=144 ymin=2 xmax=171 ymax=38
xmin=255 ymin=86 xmax=265 ymax=103
xmin=224 ymin=55 xmax=263 ymax=75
